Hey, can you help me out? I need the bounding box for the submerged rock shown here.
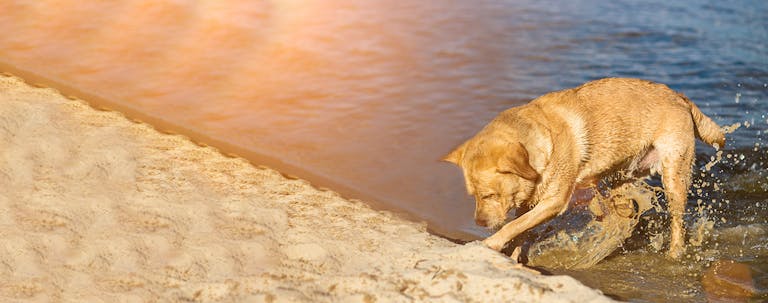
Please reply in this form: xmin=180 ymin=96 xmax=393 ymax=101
xmin=523 ymin=182 xmax=656 ymax=269
xmin=701 ymin=260 xmax=760 ymax=302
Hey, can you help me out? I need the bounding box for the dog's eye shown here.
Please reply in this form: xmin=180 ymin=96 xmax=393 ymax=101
xmin=481 ymin=193 xmax=498 ymax=200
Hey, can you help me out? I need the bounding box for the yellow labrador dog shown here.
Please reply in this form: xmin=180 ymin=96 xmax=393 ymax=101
xmin=444 ymin=78 xmax=724 ymax=259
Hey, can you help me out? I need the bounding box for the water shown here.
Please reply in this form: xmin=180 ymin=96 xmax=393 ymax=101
xmin=552 ymin=146 xmax=768 ymax=302
xmin=0 ymin=0 xmax=766 ymax=301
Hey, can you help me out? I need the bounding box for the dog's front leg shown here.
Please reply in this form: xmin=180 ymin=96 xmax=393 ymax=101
xmin=482 ymin=186 xmax=573 ymax=251
xmin=483 ymin=132 xmax=581 ymax=251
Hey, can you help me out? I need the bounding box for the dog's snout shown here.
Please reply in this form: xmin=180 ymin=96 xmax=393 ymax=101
xmin=474 ymin=217 xmax=488 ymax=227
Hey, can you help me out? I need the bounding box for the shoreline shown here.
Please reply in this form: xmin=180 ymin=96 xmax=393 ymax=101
xmin=0 ymin=61 xmax=475 ymax=241
xmin=0 ymin=74 xmax=612 ymax=302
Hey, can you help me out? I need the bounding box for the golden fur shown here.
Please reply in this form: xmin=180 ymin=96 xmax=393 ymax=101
xmin=444 ymin=78 xmax=724 ymax=259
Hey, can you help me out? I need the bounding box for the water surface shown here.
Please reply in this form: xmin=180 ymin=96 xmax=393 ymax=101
xmin=1 ymin=1 xmax=766 ymax=301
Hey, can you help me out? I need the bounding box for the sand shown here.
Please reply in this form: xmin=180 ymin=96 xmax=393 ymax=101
xmin=0 ymin=74 xmax=612 ymax=302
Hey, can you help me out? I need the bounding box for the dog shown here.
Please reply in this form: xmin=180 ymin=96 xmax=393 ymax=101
xmin=444 ymin=78 xmax=724 ymax=259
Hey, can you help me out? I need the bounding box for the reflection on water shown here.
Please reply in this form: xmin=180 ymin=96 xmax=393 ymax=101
xmin=1 ymin=0 xmax=525 ymax=239
xmin=1 ymin=0 xmax=766 ymax=301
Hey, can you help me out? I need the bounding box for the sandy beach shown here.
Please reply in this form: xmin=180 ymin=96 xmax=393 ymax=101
xmin=0 ymin=74 xmax=611 ymax=302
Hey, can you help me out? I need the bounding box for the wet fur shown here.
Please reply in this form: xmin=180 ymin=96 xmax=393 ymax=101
xmin=444 ymin=78 xmax=725 ymax=259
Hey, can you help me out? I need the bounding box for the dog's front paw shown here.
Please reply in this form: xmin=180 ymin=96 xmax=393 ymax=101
xmin=482 ymin=236 xmax=507 ymax=251
xmin=666 ymin=246 xmax=685 ymax=260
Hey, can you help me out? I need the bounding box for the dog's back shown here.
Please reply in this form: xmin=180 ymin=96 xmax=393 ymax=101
xmin=512 ymin=78 xmax=724 ymax=182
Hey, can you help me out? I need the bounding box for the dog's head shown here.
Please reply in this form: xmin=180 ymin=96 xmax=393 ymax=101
xmin=444 ymin=138 xmax=539 ymax=230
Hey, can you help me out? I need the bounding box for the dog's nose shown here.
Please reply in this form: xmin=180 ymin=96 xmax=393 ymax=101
xmin=475 ymin=217 xmax=488 ymax=227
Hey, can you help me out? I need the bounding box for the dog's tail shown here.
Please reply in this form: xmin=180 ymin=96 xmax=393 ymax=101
xmin=680 ymin=94 xmax=726 ymax=149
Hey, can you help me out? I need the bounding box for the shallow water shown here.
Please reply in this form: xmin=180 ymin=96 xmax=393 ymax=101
xmin=1 ymin=0 xmax=766 ymax=301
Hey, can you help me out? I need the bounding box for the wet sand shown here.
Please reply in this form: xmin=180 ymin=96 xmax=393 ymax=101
xmin=0 ymin=75 xmax=612 ymax=302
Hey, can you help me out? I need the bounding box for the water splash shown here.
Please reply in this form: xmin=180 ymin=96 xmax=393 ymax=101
xmin=524 ymin=115 xmax=768 ymax=301
xmin=522 ymin=117 xmax=766 ymax=290
xmin=523 ymin=181 xmax=658 ymax=269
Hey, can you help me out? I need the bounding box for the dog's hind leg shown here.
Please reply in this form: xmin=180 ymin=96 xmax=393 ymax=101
xmin=655 ymin=123 xmax=696 ymax=259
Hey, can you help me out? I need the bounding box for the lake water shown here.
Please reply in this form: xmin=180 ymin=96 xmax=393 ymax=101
xmin=1 ymin=0 xmax=766 ymax=301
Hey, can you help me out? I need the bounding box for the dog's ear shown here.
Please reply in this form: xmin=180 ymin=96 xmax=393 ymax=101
xmin=443 ymin=141 xmax=469 ymax=165
xmin=497 ymin=142 xmax=539 ymax=180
